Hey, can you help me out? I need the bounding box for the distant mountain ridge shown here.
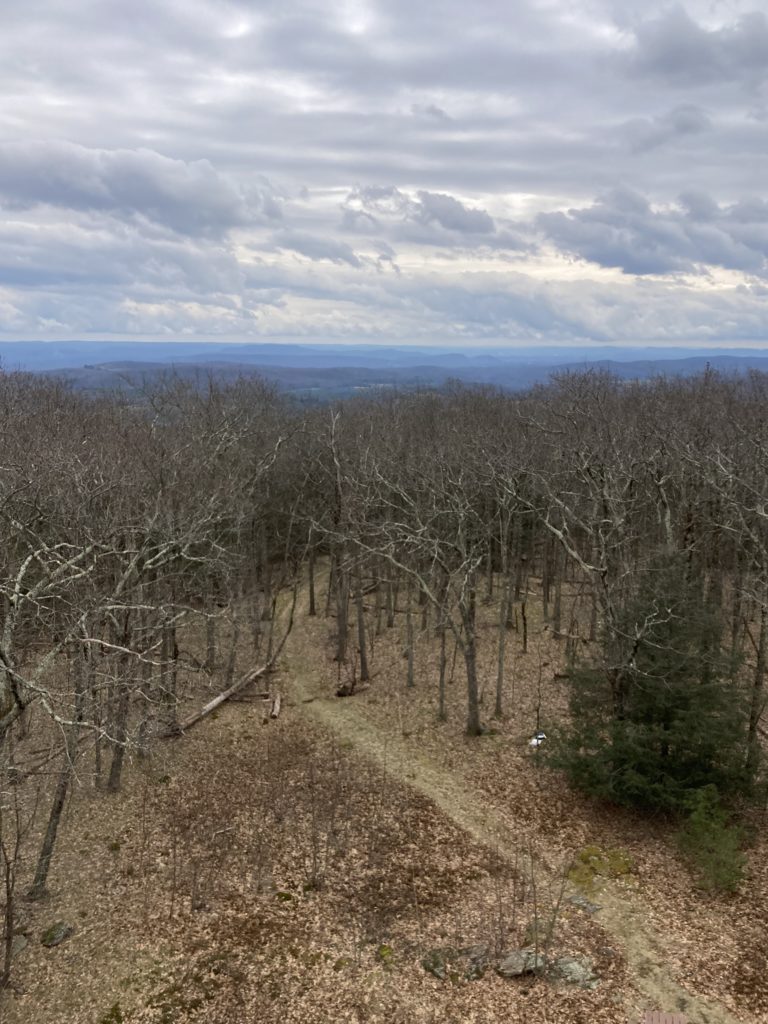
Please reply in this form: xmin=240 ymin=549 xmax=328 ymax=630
xmin=4 ymin=341 xmax=768 ymax=399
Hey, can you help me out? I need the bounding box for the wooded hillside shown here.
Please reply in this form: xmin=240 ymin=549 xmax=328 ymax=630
xmin=1 ymin=368 xmax=766 ymax=1022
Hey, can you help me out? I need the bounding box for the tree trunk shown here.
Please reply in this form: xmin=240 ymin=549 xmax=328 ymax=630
xmin=260 ymin=524 xmax=272 ymax=621
xmin=107 ymin=679 xmax=129 ymax=793
xmin=463 ymin=635 xmax=481 ymax=736
xmin=553 ymin=544 xmax=563 ymax=636
xmin=438 ymin=612 xmax=448 ymax=722
xmin=731 ymin=555 xmax=744 ymax=674
xmin=308 ymin=545 xmax=317 ymax=617
xmin=419 ymin=583 xmax=429 ymax=631
xmin=92 ymin=652 xmax=103 ymax=788
xmin=1 ymin=870 xmax=12 ymax=989
xmin=405 ymin=576 xmax=415 ymax=689
xmin=225 ymin=612 xmax=240 ymax=687
xmin=495 ymin=514 xmax=512 ymax=719
xmin=495 ymin=576 xmax=510 ymax=719
xmin=486 ymin=529 xmax=494 ymax=601
xmin=589 ymin=588 xmax=598 ymax=643
xmin=136 ymin=627 xmax=154 ymax=760
xmin=461 ymin=585 xmax=481 ymax=735
xmin=1 ymin=819 xmax=17 ymax=991
xmin=541 ymin=537 xmax=551 ymax=622
xmin=374 ymin=563 xmax=384 ymax=636
xmin=437 ymin=571 xmax=449 ymax=721
xmin=386 ymin=575 xmax=396 ymax=628
xmin=355 ymin=559 xmax=369 ymax=683
xmin=325 ymin=555 xmax=335 ymax=618
xmin=335 ymin=560 xmax=349 ymax=664
xmin=30 ymin=648 xmax=86 ymax=897
xmin=746 ymin=598 xmax=767 ymax=778
xmin=205 ymin=612 xmax=217 ymax=674
xmin=249 ymin=590 xmax=263 ymax=654
xmin=107 ymin=617 xmax=132 ymax=793
xmin=160 ymin=619 xmax=180 ymax=737
xmin=513 ymin=534 xmax=526 ymax=602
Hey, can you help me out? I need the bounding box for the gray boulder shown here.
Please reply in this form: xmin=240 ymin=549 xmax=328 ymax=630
xmin=496 ymin=948 xmax=545 ymax=978
xmin=567 ymin=893 xmax=602 ymax=914
xmin=552 ymin=955 xmax=599 ymax=989
xmin=422 ymin=948 xmax=449 ymax=981
xmin=460 ymin=943 xmax=490 ymax=980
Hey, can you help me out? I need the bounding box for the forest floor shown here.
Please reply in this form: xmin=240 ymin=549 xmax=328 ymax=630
xmin=3 ymin=576 xmax=766 ymax=1023
xmin=283 ymin=582 xmax=766 ymax=1024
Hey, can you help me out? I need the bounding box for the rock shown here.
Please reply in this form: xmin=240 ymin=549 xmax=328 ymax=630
xmin=422 ymin=949 xmax=449 ymax=981
xmin=568 ymin=893 xmax=602 ymax=914
xmin=11 ymin=934 xmax=28 ymax=958
xmin=551 ymin=955 xmax=599 ymax=989
xmin=496 ymin=948 xmax=545 ymax=978
xmin=40 ymin=921 xmax=74 ymax=948
xmin=460 ymin=943 xmax=488 ymax=957
xmin=423 ymin=944 xmax=490 ymax=982
xmin=460 ymin=943 xmax=489 ymax=980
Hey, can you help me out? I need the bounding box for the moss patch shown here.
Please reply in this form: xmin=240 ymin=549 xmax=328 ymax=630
xmin=568 ymin=845 xmax=634 ymax=892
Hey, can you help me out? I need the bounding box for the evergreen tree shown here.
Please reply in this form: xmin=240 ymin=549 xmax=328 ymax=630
xmin=676 ymin=786 xmax=746 ymax=892
xmin=550 ymin=554 xmax=751 ymax=812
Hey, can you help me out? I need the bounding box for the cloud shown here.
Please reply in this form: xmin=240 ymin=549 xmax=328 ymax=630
xmin=415 ymin=191 xmax=495 ymax=234
xmin=628 ymin=6 xmax=768 ymax=87
xmin=0 ymin=1 xmax=766 ymax=343
xmin=537 ymin=188 xmax=768 ymax=276
xmin=0 ymin=141 xmax=280 ymax=237
xmin=411 ymin=103 xmax=451 ymax=121
xmin=340 ymin=185 xmax=529 ymax=251
xmin=621 ymin=104 xmax=712 ymax=153
xmin=269 ymin=230 xmax=362 ymax=267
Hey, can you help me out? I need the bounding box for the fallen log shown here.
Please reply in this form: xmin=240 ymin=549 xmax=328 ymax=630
xmin=164 ymin=665 xmax=270 ymax=736
xmin=162 ymin=580 xmax=298 ymax=738
xmin=270 ymin=693 xmax=282 ymax=719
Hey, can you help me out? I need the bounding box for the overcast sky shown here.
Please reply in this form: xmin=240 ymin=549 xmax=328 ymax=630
xmin=1 ymin=0 xmax=767 ymax=347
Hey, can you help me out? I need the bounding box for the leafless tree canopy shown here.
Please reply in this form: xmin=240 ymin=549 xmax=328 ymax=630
xmin=1 ymin=366 xmax=766 ymax=993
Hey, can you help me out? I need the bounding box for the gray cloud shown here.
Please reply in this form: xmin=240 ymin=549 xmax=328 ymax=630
xmin=0 ymin=1 xmax=766 ymax=344
xmin=415 ymin=191 xmax=495 ymax=234
xmin=340 ymin=185 xmax=530 ymax=252
xmin=411 ymin=104 xmax=451 ymax=121
xmin=621 ymin=105 xmax=712 ymax=153
xmin=0 ymin=141 xmax=279 ymax=237
xmin=629 ymin=6 xmax=768 ymax=87
xmin=538 ymin=189 xmax=768 ymax=276
xmin=269 ymin=230 xmax=362 ymax=267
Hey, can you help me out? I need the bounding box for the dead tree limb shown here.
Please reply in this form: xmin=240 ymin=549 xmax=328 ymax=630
xmin=163 ymin=580 xmax=298 ymax=737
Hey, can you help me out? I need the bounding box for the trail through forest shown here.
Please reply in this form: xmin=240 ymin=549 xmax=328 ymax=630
xmin=283 ymin=584 xmax=744 ymax=1024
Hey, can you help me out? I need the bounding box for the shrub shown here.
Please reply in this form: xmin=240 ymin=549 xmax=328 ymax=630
xmin=676 ymin=786 xmax=746 ymax=893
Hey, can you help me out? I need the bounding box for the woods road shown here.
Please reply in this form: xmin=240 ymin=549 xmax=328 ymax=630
xmin=280 ymin=584 xmax=745 ymax=1024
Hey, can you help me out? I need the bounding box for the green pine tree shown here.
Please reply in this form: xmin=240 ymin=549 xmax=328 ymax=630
xmin=676 ymin=785 xmax=746 ymax=892
xmin=549 ymin=554 xmax=750 ymax=812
